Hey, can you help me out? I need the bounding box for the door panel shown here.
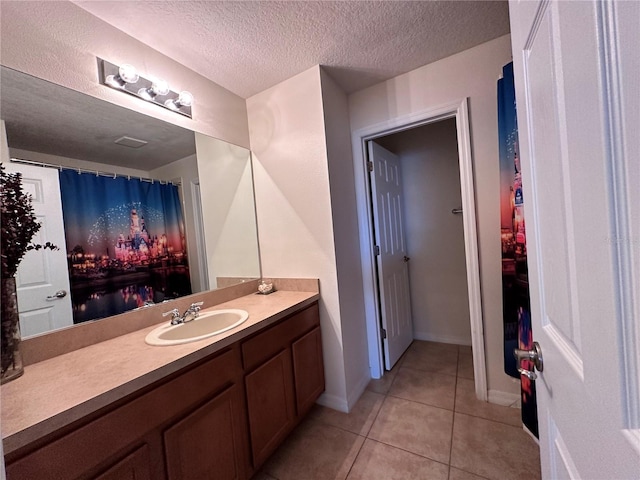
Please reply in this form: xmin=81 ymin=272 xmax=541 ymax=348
xmin=292 ymin=327 xmax=325 ymax=416
xmin=164 ymin=384 xmax=245 ymax=480
xmin=94 ymin=445 xmax=152 ymax=480
xmin=245 ymin=349 xmax=295 ymax=467
xmin=524 ymin=2 xmax=582 ymax=359
xmin=510 ymin=0 xmax=640 ymax=478
xmin=368 ymin=142 xmax=413 ymax=370
xmin=3 ymin=162 xmax=73 ymax=336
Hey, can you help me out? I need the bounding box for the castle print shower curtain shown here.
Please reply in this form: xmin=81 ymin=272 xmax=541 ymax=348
xmin=498 ymin=62 xmax=538 ymax=438
xmin=59 ymin=171 xmax=191 ymax=323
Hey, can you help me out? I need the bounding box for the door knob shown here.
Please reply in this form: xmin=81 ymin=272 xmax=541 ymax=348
xmin=514 ymin=341 xmax=543 ymax=380
xmin=46 ymin=290 xmax=67 ymax=300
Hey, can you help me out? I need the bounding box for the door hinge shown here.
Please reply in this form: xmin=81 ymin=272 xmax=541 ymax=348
xmin=381 ymin=328 xmax=387 ymax=339
xmin=367 ymin=161 xmax=374 ymax=172
xmin=375 ymin=245 xmax=380 ymax=255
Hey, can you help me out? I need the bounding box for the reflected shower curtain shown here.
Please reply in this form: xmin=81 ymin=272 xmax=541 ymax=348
xmin=59 ymin=171 xmax=191 ymax=323
xmin=498 ymin=62 xmax=538 ymax=438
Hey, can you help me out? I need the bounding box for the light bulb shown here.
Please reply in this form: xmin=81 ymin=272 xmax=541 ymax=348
xmin=151 ymin=79 xmax=170 ymax=96
xmin=105 ymin=64 xmax=139 ymax=88
xmin=118 ymin=64 xmax=139 ymax=84
xmin=177 ymin=91 xmax=193 ymax=107
xmin=165 ymin=91 xmax=194 ymax=110
xmin=138 ymin=79 xmax=170 ymax=101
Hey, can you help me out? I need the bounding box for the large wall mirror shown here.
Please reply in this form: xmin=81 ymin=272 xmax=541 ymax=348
xmin=0 ymin=66 xmax=261 ymax=338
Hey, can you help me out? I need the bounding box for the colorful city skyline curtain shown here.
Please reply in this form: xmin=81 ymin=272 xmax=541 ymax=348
xmin=498 ymin=62 xmax=538 ymax=437
xmin=59 ymin=171 xmax=191 ymax=324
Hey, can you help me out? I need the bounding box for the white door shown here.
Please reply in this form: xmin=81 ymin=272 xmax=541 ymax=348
xmin=368 ymin=142 xmax=413 ymax=369
xmin=3 ymin=162 xmax=73 ymax=337
xmin=510 ymin=1 xmax=640 ymax=478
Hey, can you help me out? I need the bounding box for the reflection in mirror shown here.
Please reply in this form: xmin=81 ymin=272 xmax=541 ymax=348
xmin=0 ymin=66 xmax=261 ymax=338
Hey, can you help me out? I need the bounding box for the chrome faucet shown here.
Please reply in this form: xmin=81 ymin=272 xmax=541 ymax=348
xmin=181 ymin=301 xmax=204 ymax=323
xmin=162 ymin=308 xmax=182 ymax=325
xmin=162 ymin=302 xmax=204 ymax=325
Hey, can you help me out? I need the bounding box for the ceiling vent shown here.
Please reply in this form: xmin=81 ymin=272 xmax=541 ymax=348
xmin=114 ymin=136 xmax=148 ymax=149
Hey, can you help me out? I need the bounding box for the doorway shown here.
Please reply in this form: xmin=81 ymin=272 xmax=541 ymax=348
xmin=352 ymin=99 xmax=488 ymax=401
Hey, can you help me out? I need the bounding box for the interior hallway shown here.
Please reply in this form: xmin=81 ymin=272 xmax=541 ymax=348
xmin=253 ymin=340 xmax=541 ymax=480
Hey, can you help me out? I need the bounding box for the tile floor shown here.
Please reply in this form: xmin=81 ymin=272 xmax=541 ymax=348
xmin=254 ymin=341 xmax=541 ymax=480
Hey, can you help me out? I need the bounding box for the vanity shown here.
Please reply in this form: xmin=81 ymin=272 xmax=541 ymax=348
xmin=0 ymin=53 xmax=325 ymax=480
xmin=1 ymin=280 xmax=324 ymax=480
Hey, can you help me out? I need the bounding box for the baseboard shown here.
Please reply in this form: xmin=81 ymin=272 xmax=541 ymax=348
xmin=413 ymin=331 xmax=472 ymax=346
xmin=488 ymin=389 xmax=521 ymax=407
xmin=315 ymin=371 xmax=371 ymax=414
xmin=316 ymin=392 xmax=349 ymax=413
xmin=346 ymin=371 xmax=371 ymax=412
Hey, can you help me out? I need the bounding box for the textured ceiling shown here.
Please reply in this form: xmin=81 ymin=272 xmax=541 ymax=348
xmin=2 ymin=67 xmax=195 ymax=171
xmin=73 ymin=0 xmax=510 ymax=98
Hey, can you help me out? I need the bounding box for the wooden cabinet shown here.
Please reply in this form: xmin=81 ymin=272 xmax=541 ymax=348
xmin=5 ymin=347 xmax=247 ymax=480
xmin=292 ymin=326 xmax=325 ymax=416
xmin=5 ymin=300 xmax=323 ymax=480
xmin=164 ymin=384 xmax=247 ymax=480
xmin=245 ymin=350 xmax=296 ymax=466
xmin=242 ymin=302 xmax=323 ymax=470
xmin=94 ymin=445 xmax=152 ymax=480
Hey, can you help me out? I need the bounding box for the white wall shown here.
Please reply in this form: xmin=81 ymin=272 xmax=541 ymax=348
xmin=349 ymin=34 xmax=519 ymax=397
xmin=0 ymin=0 xmax=249 ymax=148
xmin=8 ymin=148 xmax=149 ymax=179
xmin=319 ymin=69 xmax=370 ymax=407
xmin=247 ymin=66 xmax=350 ymax=410
xmin=194 ymin=134 xmax=260 ymax=289
xmin=376 ymin=119 xmax=472 ymax=346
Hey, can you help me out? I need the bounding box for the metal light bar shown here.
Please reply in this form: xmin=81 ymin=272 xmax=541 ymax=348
xmin=97 ymin=58 xmax=193 ymax=119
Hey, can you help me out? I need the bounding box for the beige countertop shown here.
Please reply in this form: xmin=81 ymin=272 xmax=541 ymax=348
xmin=1 ymin=289 xmax=319 ymax=455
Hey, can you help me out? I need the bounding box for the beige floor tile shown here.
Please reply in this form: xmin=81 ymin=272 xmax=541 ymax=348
xmin=346 ymin=439 xmax=448 ymax=480
xmin=448 ymin=467 xmax=489 ymax=480
xmin=263 ymin=419 xmax=365 ymax=480
xmin=414 ymin=340 xmax=460 ymax=353
xmin=401 ymin=342 xmax=458 ymax=376
xmin=308 ymin=390 xmax=385 ymax=436
xmin=450 ymin=413 xmax=541 ymax=480
xmin=388 ymin=367 xmax=456 ymax=410
xmin=457 ymin=350 xmax=474 ymax=379
xmin=368 ymin=396 xmax=453 ymax=464
xmin=367 ymin=364 xmax=401 ymax=395
xmin=454 ymin=378 xmax=522 ymax=427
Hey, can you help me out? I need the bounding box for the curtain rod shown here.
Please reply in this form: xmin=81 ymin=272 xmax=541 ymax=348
xmin=8 ymin=158 xmax=181 ymax=186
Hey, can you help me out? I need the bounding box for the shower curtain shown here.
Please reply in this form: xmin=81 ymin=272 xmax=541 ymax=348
xmin=59 ymin=171 xmax=191 ymax=324
xmin=498 ymin=62 xmax=538 ymax=438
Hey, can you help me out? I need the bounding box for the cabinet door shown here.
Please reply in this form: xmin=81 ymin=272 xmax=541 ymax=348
xmin=245 ymin=350 xmax=295 ymax=467
xmin=164 ymin=384 xmax=247 ymax=480
xmin=292 ymin=326 xmax=325 ymax=415
xmin=94 ymin=444 xmax=152 ymax=480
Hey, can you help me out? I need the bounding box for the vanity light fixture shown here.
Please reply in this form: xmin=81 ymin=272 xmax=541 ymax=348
xmin=98 ymin=58 xmax=193 ymax=118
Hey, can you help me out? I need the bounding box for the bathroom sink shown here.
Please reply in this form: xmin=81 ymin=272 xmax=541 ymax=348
xmin=145 ymin=309 xmax=249 ymax=346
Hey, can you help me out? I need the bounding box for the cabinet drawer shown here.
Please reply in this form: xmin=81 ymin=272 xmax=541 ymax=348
xmin=242 ymin=303 xmax=319 ymax=372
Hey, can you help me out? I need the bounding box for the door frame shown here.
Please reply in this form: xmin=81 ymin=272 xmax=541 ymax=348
xmin=351 ymin=98 xmax=487 ymax=401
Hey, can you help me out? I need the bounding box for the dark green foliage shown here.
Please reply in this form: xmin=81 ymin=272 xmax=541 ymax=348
xmin=0 ymin=163 xmax=57 ymax=278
